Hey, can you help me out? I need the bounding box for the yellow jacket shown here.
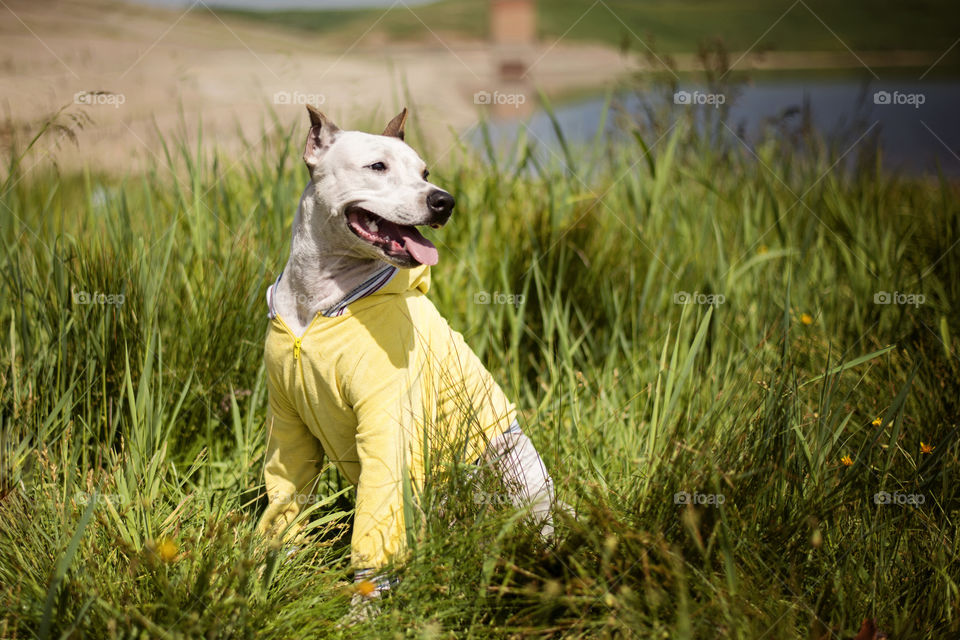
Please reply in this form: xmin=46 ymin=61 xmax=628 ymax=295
xmin=258 ymin=265 xmax=516 ymax=571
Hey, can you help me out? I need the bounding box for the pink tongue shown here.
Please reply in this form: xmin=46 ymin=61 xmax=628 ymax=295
xmin=397 ymin=226 xmax=438 ymax=266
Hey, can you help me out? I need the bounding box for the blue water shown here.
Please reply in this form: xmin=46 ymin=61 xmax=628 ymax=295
xmin=480 ymin=78 xmax=960 ymax=176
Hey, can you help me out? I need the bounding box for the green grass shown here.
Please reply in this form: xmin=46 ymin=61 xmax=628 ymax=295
xmin=1 ymin=88 xmax=959 ymax=638
xmin=217 ymin=0 xmax=960 ymax=58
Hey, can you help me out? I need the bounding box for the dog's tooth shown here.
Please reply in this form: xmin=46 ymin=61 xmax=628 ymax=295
xmin=368 ymin=219 xmax=379 ymax=232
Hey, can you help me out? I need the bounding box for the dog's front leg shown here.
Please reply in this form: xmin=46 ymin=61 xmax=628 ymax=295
xmin=484 ymin=426 xmax=556 ymax=538
xmin=258 ymin=402 xmax=325 ymax=543
xmin=348 ymin=378 xmax=425 ymax=594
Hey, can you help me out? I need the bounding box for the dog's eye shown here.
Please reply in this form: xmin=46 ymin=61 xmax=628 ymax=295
xmin=367 ymin=162 xmax=387 ymax=171
xmin=422 ymin=169 xmax=429 ymax=180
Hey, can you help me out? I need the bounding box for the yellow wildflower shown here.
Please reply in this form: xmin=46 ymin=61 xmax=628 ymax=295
xmin=156 ymin=537 xmax=178 ymax=563
xmin=800 ymin=313 xmax=814 ymax=325
xmin=920 ymin=441 xmax=934 ymax=454
xmin=840 ymin=455 xmax=853 ymax=467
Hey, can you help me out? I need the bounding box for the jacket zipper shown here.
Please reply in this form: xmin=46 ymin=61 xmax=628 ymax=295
xmin=273 ymin=314 xmax=350 ymax=479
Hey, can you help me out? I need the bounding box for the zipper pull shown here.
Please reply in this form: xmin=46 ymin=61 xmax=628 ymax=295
xmin=293 ymin=338 xmax=302 ymax=360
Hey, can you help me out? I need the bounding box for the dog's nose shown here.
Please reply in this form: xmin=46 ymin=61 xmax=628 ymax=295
xmin=426 ymin=189 xmax=455 ymax=225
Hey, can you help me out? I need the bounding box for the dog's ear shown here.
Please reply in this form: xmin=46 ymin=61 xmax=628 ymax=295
xmin=382 ymin=108 xmax=408 ymax=141
xmin=304 ymin=105 xmax=340 ymax=167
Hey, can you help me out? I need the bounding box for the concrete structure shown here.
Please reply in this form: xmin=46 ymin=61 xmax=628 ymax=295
xmin=488 ymin=0 xmax=536 ymax=116
xmin=490 ymin=0 xmax=536 ymax=80
xmin=491 ymin=0 xmax=536 ymax=47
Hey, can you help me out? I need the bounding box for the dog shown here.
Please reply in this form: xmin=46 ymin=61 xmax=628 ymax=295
xmin=257 ymin=105 xmax=556 ymax=605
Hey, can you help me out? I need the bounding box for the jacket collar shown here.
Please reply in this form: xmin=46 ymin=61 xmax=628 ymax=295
xmin=267 ymin=264 xmax=431 ymax=319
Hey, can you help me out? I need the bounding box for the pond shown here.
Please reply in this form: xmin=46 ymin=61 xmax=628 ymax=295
xmin=477 ymin=76 xmax=960 ymax=176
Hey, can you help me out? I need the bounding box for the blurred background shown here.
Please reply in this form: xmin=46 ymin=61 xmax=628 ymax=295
xmin=2 ymin=0 xmax=959 ymax=175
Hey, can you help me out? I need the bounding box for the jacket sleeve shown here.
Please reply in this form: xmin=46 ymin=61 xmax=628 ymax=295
xmin=257 ymin=384 xmax=324 ymax=543
xmin=340 ymin=303 xmax=433 ymax=571
xmin=347 ymin=363 xmax=427 ymax=571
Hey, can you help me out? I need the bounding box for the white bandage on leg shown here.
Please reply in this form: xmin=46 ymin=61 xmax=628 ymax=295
xmin=340 ymin=569 xmax=391 ymax=626
xmin=484 ymin=424 xmax=555 ymax=538
xmin=353 ymin=568 xmax=396 ymax=597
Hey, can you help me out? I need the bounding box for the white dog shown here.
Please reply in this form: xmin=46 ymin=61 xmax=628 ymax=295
xmin=258 ymin=105 xmax=555 ymax=606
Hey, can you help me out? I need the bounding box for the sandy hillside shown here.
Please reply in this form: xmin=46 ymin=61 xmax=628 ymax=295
xmin=0 ymin=0 xmax=636 ymax=174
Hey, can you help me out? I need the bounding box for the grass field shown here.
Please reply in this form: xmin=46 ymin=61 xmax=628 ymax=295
xmin=219 ymin=0 xmax=960 ymax=57
xmin=1 ymin=90 xmax=959 ymax=638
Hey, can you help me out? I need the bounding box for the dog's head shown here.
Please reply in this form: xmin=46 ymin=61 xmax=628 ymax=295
xmin=301 ymin=105 xmax=454 ymax=268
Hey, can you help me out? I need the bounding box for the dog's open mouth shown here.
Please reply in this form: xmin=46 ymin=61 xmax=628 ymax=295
xmin=346 ymin=206 xmax=439 ymax=266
